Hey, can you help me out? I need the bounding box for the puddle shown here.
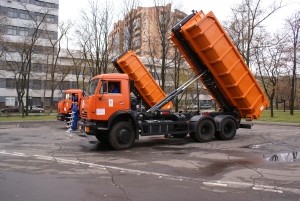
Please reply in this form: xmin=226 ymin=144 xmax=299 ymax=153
xmin=248 ymin=142 xmax=274 ymax=149
xmin=264 ymin=151 xmax=299 ymax=162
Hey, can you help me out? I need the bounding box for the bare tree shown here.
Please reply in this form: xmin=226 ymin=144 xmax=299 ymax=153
xmin=75 ymin=0 xmax=114 ymax=77
xmin=121 ymin=0 xmax=141 ymax=51
xmin=2 ymin=4 xmax=50 ymax=116
xmin=152 ymin=1 xmax=173 ymax=91
xmin=141 ymin=1 xmax=186 ymax=93
xmin=43 ymin=23 xmax=71 ymax=112
xmin=254 ymin=31 xmax=286 ymax=117
xmin=225 ymin=0 xmax=283 ymax=67
xmin=168 ymin=45 xmax=190 ymax=111
xmin=285 ymin=11 xmax=300 ymax=115
xmin=0 ymin=14 xmax=6 ymax=59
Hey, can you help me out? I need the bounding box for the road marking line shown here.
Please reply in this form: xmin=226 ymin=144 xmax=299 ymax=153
xmin=203 ymin=182 xmax=227 ymax=187
xmin=56 ymin=159 xmax=80 ymax=165
xmin=252 ymin=186 xmax=283 ymax=193
xmin=0 ymin=150 xmax=27 ymax=157
xmin=2 ymin=150 xmax=300 ymax=195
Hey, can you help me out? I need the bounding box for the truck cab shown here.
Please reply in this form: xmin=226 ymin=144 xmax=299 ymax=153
xmin=81 ymin=73 xmax=131 ymax=122
xmin=57 ymin=89 xmax=83 ymax=122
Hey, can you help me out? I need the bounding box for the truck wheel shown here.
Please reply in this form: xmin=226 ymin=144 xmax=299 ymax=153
xmin=191 ymin=118 xmax=215 ymax=142
xmin=108 ymin=122 xmax=135 ymax=150
xmin=216 ymin=118 xmax=236 ymax=140
xmin=171 ymin=133 xmax=188 ymax=138
xmin=95 ymin=132 xmax=108 ymax=144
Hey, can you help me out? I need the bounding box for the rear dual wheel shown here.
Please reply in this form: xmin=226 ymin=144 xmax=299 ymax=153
xmin=215 ymin=118 xmax=236 ymax=140
xmin=190 ymin=118 xmax=215 ymax=142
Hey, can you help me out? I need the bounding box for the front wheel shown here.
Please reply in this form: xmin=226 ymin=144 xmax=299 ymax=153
xmin=108 ymin=122 xmax=135 ymax=150
xmin=95 ymin=131 xmax=109 ymax=144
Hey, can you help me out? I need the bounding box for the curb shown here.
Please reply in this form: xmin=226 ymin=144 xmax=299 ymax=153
xmin=253 ymin=121 xmax=300 ymax=127
xmin=0 ymin=120 xmax=57 ymax=125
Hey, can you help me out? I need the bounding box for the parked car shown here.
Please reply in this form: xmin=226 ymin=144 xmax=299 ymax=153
xmin=0 ymin=106 xmax=20 ymax=113
xmin=26 ymin=106 xmax=44 ymax=113
xmin=200 ymin=104 xmax=211 ymax=109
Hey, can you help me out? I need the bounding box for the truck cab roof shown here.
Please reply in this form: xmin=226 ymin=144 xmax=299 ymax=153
xmin=92 ymin=73 xmax=129 ymax=80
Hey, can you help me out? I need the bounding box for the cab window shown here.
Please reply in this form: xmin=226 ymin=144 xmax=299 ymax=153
xmin=100 ymin=81 xmax=108 ymax=94
xmin=100 ymin=81 xmax=120 ymax=94
xmin=108 ymin=82 xmax=120 ymax=93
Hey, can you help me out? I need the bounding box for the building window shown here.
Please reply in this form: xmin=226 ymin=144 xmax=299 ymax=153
xmin=20 ymin=10 xmax=30 ymax=20
xmin=7 ymin=8 xmax=18 ymax=18
xmin=45 ymin=80 xmax=53 ymax=90
xmin=44 ymin=97 xmax=51 ymax=106
xmin=31 ymin=63 xmax=43 ymax=72
xmin=36 ymin=13 xmax=45 ymax=21
xmin=133 ymin=37 xmax=141 ymax=48
xmin=71 ymin=81 xmax=78 ymax=89
xmin=6 ymin=78 xmax=16 ymax=89
xmin=51 ymin=31 xmax=57 ymax=39
xmin=7 ymin=26 xmax=17 ymax=35
xmin=35 ymin=0 xmax=44 ymax=7
xmin=61 ymin=81 xmax=70 ymax=90
xmin=46 ymin=2 xmax=55 ymax=8
xmin=5 ymin=97 xmax=16 ymax=106
xmin=46 ymin=15 xmax=55 ymax=23
xmin=38 ymin=30 xmax=47 ymax=39
xmin=32 ymin=80 xmax=41 ymax=90
xmin=32 ymin=97 xmax=41 ymax=106
xmin=19 ymin=27 xmax=29 ymax=36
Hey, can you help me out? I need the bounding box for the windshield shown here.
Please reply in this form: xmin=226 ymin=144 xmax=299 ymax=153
xmin=64 ymin=93 xmax=71 ymax=99
xmin=86 ymin=78 xmax=99 ymax=96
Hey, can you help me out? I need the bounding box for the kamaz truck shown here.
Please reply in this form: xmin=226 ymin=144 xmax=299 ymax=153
xmin=57 ymin=89 xmax=83 ymax=123
xmin=79 ymin=10 xmax=269 ymax=150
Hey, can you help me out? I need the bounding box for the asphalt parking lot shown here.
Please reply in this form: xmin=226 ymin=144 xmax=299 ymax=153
xmin=0 ymin=121 xmax=299 ymax=201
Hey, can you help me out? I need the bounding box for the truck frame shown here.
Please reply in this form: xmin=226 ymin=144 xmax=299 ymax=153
xmin=79 ymin=10 xmax=269 ymax=150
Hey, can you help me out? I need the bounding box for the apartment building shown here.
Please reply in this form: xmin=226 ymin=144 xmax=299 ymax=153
xmin=109 ymin=4 xmax=186 ymax=58
xmin=109 ymin=4 xmax=187 ymax=91
xmin=109 ymin=5 xmax=214 ymax=110
xmin=0 ymin=0 xmax=83 ymax=109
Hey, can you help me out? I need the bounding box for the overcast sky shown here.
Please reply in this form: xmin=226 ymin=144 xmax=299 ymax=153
xmin=59 ymin=0 xmax=300 ymax=32
xmin=59 ymin=0 xmax=236 ymax=22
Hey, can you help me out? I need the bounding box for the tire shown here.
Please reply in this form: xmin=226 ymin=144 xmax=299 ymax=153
xmin=217 ymin=118 xmax=236 ymax=140
xmin=95 ymin=131 xmax=108 ymax=144
xmin=171 ymin=133 xmax=188 ymax=138
xmin=214 ymin=131 xmax=222 ymax=140
xmin=190 ymin=118 xmax=215 ymax=142
xmin=108 ymin=122 xmax=135 ymax=150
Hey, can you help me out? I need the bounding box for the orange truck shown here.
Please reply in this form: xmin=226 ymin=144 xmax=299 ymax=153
xmin=79 ymin=10 xmax=269 ymax=150
xmin=57 ymin=89 xmax=83 ymax=122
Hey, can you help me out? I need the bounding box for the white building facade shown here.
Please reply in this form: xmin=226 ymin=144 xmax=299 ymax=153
xmin=0 ymin=0 xmax=69 ymax=109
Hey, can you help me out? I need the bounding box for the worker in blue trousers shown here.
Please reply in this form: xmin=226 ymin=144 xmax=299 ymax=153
xmin=71 ymin=101 xmax=79 ymax=131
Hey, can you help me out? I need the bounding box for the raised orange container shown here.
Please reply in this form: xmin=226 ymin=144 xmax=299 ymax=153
xmin=115 ymin=51 xmax=173 ymax=110
xmin=170 ymin=11 xmax=269 ymax=119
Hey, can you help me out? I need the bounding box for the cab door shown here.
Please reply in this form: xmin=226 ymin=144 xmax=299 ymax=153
xmin=95 ymin=79 xmax=129 ymax=120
